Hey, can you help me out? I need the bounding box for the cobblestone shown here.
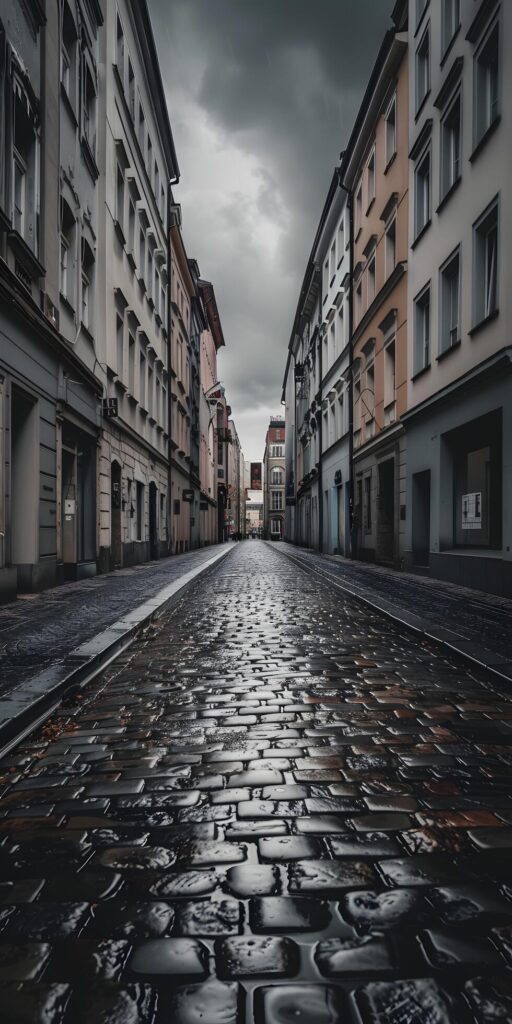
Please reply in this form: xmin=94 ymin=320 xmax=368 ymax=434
xmin=0 ymin=540 xmax=512 ymax=1021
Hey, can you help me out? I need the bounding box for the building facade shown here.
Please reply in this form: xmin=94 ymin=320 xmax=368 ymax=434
xmin=402 ymin=0 xmax=512 ymax=595
xmin=341 ymin=4 xmax=409 ymax=567
xmin=0 ymin=0 xmax=104 ymax=602
xmin=97 ymin=0 xmax=178 ymax=570
xmin=263 ymin=417 xmax=286 ymax=540
xmin=197 ymin=279 xmax=226 ymax=545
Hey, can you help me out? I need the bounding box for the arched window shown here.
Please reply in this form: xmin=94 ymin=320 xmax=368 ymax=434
xmin=271 ymin=467 xmax=283 ymax=485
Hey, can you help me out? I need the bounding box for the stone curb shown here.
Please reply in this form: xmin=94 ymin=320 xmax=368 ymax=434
xmin=272 ymin=543 xmax=512 ymax=689
xmin=0 ymin=543 xmax=235 ymax=755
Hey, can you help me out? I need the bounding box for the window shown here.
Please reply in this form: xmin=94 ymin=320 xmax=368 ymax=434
xmin=136 ymin=482 xmax=144 ymax=541
xmin=442 ymin=0 xmax=460 ymax=55
xmin=414 ymin=284 xmax=431 ymax=373
xmin=473 ymin=199 xmax=498 ymax=325
xmin=355 ymin=183 xmax=362 ymax=236
xmin=439 ymin=248 xmax=460 ymax=353
xmin=138 ymin=101 xmax=145 ymax=151
xmin=414 ymin=147 xmax=431 ymax=238
xmin=384 ymin=341 xmax=396 ymax=420
xmin=61 ymin=2 xmax=78 ymax=109
xmin=139 ymin=226 xmax=146 ymax=279
xmin=416 ymin=25 xmax=430 ymax=112
xmin=367 ymin=255 xmax=376 ymax=305
xmin=128 ymin=200 xmax=136 ymax=255
xmin=154 ymin=163 xmax=159 ymax=201
xmin=128 ymin=59 xmax=135 ymax=121
xmin=148 ymin=363 xmax=153 ymax=417
xmin=323 ymin=258 xmax=329 ymax=300
xmin=385 ymin=217 xmax=396 ymax=278
xmin=385 ymin=94 xmax=396 ymax=165
xmin=366 ymin=362 xmax=375 ymax=420
xmin=451 ymin=411 xmax=501 ymax=549
xmin=271 ymin=518 xmax=282 ymax=537
xmin=128 ymin=333 xmax=135 ymax=395
xmin=60 ymin=199 xmax=75 ymax=304
xmin=155 ymin=267 xmax=161 ymax=318
xmin=82 ymin=61 xmax=96 ymax=155
xmin=271 ymin=491 xmax=283 ymax=511
xmin=355 ymin=280 xmax=362 ymax=322
xmin=474 ymin=18 xmax=500 ymax=148
xmin=147 ymin=246 xmax=153 ymax=302
xmin=12 ymin=88 xmax=39 ymax=253
xmin=81 ymin=240 xmax=94 ymax=330
xmin=271 ymin=468 xmax=283 ymax=484
xmin=366 ymin=147 xmax=375 ymax=207
xmin=338 ymin=304 xmax=344 ymax=350
xmin=139 ymin=351 xmax=146 ymax=408
xmin=440 ymin=92 xmax=461 ymax=199
xmin=364 ymin=475 xmax=372 ymax=530
xmin=329 ymin=241 xmax=336 ymax=282
xmin=147 ymin=136 xmax=153 ymax=178
xmin=116 ymin=314 xmax=124 ymax=378
xmin=116 ymin=12 xmax=124 ymax=81
xmin=271 ymin=445 xmax=283 ymax=457
xmin=116 ymin=165 xmax=125 ymax=232
xmin=337 ymin=217 xmax=345 ymax=260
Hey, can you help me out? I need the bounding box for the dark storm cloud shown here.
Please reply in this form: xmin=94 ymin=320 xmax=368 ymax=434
xmin=148 ymin=0 xmax=393 ymax=459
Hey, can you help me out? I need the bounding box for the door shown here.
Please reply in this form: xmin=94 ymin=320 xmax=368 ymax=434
xmin=111 ymin=461 xmax=122 ymax=568
xmin=149 ymin=482 xmax=158 ymax=559
xmin=377 ymin=459 xmax=395 ymax=564
xmin=412 ymin=470 xmax=431 ymax=566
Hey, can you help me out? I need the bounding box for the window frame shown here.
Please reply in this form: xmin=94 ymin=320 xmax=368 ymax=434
xmin=441 ymin=0 xmax=461 ymax=59
xmin=473 ymin=13 xmax=500 ymax=153
xmin=472 ymin=196 xmax=499 ymax=330
xmin=413 ymin=282 xmax=431 ymax=376
xmin=414 ymin=143 xmax=431 ymax=240
xmin=438 ymin=245 xmax=461 ymax=356
xmin=415 ymin=22 xmax=431 ymax=114
xmin=440 ymin=87 xmax=462 ymax=203
xmin=384 ymin=92 xmax=397 ymax=168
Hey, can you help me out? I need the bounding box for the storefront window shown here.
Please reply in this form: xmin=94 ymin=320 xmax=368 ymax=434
xmin=451 ymin=411 xmax=501 ymax=549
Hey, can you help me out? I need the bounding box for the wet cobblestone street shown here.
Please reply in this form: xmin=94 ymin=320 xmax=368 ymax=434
xmin=1 ymin=541 xmax=512 ymax=1023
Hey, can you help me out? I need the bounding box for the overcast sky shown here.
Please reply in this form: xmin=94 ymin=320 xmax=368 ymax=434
xmin=148 ymin=0 xmax=393 ymax=462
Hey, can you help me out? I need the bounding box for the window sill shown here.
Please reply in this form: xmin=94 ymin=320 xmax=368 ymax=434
xmin=436 ymin=176 xmax=461 ymax=215
xmin=436 ymin=338 xmax=461 ymax=362
xmin=470 ymin=115 xmax=501 ymax=164
xmin=468 ymin=308 xmax=499 ymax=338
xmin=127 ymin=251 xmax=137 ymax=272
xmin=365 ymin=197 xmax=375 ymax=217
xmin=440 ymin=26 xmax=461 ymax=69
xmin=8 ymin=231 xmax=45 ymax=279
xmin=383 ymin=151 xmax=397 ymax=176
xmin=414 ymin=89 xmax=431 ymax=123
xmin=354 ymin=227 xmax=362 ymax=244
xmin=411 ymin=219 xmax=431 ymax=250
xmin=411 ymin=363 xmax=431 ymax=382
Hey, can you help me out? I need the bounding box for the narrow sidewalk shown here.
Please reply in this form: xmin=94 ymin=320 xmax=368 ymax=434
xmin=276 ymin=542 xmax=512 ymax=682
xmin=0 ymin=545 xmax=231 ymax=700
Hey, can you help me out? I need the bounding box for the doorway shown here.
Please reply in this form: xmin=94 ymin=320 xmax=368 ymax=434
xmin=377 ymin=458 xmax=395 ymax=564
xmin=149 ymin=482 xmax=158 ymax=559
xmin=110 ymin=461 xmax=122 ymax=568
xmin=412 ymin=470 xmax=431 ymax=566
xmin=10 ymin=387 xmax=38 ymax=583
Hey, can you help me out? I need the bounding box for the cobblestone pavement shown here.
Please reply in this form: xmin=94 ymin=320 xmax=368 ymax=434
xmin=0 ymin=546 xmax=228 ymax=698
xmin=1 ymin=540 xmax=512 ymax=1022
xmin=277 ymin=542 xmax=512 ymax=668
